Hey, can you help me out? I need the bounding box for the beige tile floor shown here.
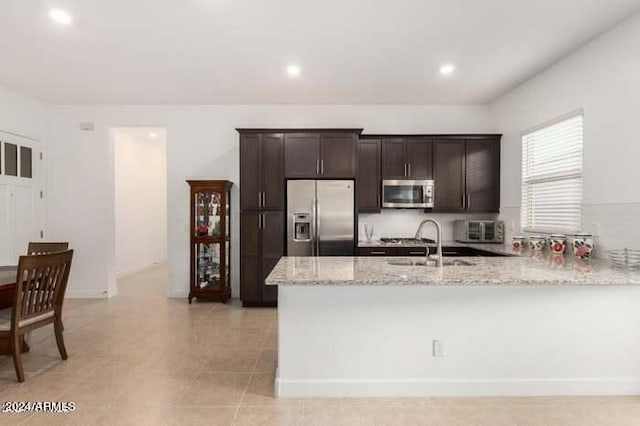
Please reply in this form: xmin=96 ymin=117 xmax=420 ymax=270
xmin=0 ymin=264 xmax=639 ymax=425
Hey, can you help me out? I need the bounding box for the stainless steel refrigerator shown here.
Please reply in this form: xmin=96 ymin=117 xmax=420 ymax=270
xmin=287 ymin=180 xmax=355 ymax=256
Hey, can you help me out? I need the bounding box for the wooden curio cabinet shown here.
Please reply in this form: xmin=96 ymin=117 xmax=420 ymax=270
xmin=187 ymin=180 xmax=233 ymax=303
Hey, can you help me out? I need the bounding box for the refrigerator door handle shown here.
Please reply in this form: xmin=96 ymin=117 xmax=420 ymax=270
xmin=311 ymin=199 xmax=317 ymax=256
xmin=315 ymin=198 xmax=321 ymax=255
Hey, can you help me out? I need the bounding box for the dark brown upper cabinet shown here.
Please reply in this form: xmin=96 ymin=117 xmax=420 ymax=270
xmin=433 ymin=137 xmax=500 ymax=213
xmin=357 ymin=139 xmax=381 ymax=212
xmin=240 ymin=133 xmax=285 ymax=211
xmin=284 ymin=133 xmax=320 ymax=178
xmin=381 ymin=138 xmax=405 ymax=179
xmin=320 ymin=133 xmax=357 ymax=178
xmin=405 ymin=139 xmax=433 ymax=179
xmin=285 ymin=132 xmax=357 ymax=178
xmin=382 ymin=138 xmax=432 ymax=179
xmin=465 ymin=138 xmax=500 ymax=212
xmin=433 ymin=139 xmax=466 ymax=212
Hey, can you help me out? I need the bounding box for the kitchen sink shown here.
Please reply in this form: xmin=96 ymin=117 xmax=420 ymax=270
xmin=386 ymin=259 xmax=476 ymax=267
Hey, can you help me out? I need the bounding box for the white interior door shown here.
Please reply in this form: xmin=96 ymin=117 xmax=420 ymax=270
xmin=0 ymin=131 xmax=45 ymax=265
xmin=0 ymin=183 xmax=10 ymax=264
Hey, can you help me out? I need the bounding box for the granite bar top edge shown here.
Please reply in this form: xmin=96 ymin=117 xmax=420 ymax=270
xmin=266 ymin=255 xmax=640 ymax=287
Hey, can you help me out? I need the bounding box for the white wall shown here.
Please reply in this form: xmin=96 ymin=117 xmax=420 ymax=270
xmin=46 ymin=105 xmax=490 ymax=298
xmin=114 ymin=129 xmax=167 ymax=278
xmin=490 ymin=12 xmax=640 ymax=254
xmin=0 ymin=85 xmax=49 ymax=141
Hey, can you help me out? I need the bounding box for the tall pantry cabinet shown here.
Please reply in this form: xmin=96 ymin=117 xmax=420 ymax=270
xmin=239 ymin=132 xmax=285 ymax=306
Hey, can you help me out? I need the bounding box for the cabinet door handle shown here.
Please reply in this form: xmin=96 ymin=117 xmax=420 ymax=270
xmin=316 ymin=159 xmax=320 ymax=175
xmin=370 ymin=251 xmax=386 ymax=255
xmin=407 ymin=163 xmax=411 ymax=177
xmin=262 ymin=192 xmax=266 ymax=207
xmin=462 ymin=194 xmax=466 ymax=209
xmin=259 ymin=213 xmax=264 ymax=229
xmin=404 ymin=163 xmax=407 ymax=177
xmin=321 ymin=159 xmax=324 ymax=175
xmin=467 ymin=194 xmax=470 ymax=209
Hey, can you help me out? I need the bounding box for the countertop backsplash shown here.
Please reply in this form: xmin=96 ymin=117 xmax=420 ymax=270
xmin=359 ymin=210 xmax=497 ymax=242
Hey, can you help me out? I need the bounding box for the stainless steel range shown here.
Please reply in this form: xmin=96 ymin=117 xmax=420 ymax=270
xmin=380 ymin=237 xmax=436 ymax=245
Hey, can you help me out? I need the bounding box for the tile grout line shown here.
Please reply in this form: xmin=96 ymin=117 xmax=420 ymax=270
xmin=232 ymin=310 xmax=275 ymax=424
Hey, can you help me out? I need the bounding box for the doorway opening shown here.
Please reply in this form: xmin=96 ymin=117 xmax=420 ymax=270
xmin=113 ymin=127 xmax=167 ymax=280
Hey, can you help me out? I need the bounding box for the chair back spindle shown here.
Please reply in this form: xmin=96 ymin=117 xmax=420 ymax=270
xmin=12 ymin=250 xmax=73 ymax=329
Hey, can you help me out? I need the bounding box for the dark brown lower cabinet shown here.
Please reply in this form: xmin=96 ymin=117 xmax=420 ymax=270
xmin=240 ymin=210 xmax=283 ymax=306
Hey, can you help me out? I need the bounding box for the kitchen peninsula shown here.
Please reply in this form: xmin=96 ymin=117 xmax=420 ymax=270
xmin=267 ymin=254 xmax=640 ymax=398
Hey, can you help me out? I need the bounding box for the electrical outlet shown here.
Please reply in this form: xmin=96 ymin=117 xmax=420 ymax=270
xmin=432 ymin=339 xmax=446 ymax=357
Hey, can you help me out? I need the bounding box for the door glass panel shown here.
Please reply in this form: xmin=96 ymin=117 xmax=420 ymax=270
xmin=195 ymin=242 xmax=220 ymax=289
xmin=383 ymin=185 xmax=423 ymax=205
xmin=225 ymin=241 xmax=230 ymax=286
xmin=194 ymin=190 xmax=221 ymax=237
xmin=20 ymin=146 xmax=32 ymax=178
xmin=483 ymin=222 xmax=495 ymax=240
xmin=4 ymin=143 xmax=17 ymax=176
xmin=467 ymin=222 xmax=481 ymax=241
xmin=225 ymin=190 xmax=230 ymax=236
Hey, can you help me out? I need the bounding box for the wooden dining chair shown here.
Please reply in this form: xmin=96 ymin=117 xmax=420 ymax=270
xmin=27 ymin=242 xmax=69 ymax=255
xmin=0 ymin=250 xmax=74 ymax=382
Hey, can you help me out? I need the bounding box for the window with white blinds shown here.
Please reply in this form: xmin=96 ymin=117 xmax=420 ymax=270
xmin=521 ymin=113 xmax=583 ymax=233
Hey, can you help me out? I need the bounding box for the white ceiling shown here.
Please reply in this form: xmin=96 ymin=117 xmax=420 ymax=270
xmin=0 ymin=0 xmax=638 ymax=105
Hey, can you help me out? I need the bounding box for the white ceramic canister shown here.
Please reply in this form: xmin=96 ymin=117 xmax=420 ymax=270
xmin=529 ymin=235 xmax=547 ymax=251
xmin=571 ymin=233 xmax=594 ymax=259
xmin=512 ymin=236 xmax=527 ymax=250
xmin=549 ymin=234 xmax=567 ymax=254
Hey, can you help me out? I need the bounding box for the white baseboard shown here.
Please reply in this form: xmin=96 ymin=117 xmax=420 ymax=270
xmin=168 ymin=288 xmax=189 ymax=298
xmin=275 ymin=377 xmax=640 ymax=398
xmin=65 ymin=289 xmax=110 ymax=299
xmin=116 ymin=261 xmax=165 ymax=279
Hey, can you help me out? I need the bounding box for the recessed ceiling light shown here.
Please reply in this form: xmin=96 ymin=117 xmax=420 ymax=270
xmin=439 ymin=64 xmax=455 ymax=76
xmin=286 ymin=64 xmax=301 ymax=77
xmin=49 ymin=8 xmax=73 ymax=25
xmin=149 ymin=132 xmax=158 ymax=139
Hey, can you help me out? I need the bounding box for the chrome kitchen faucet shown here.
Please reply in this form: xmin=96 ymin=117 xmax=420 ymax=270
xmin=414 ymin=219 xmax=442 ymax=267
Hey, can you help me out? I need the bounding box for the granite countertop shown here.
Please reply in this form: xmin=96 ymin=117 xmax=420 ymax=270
xmin=266 ymin=254 xmax=640 ymax=287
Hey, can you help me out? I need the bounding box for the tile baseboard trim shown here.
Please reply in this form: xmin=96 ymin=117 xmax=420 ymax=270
xmin=117 ymin=261 xmax=166 ymax=279
xmin=65 ymin=289 xmax=110 ymax=299
xmin=167 ymin=288 xmax=189 ymax=298
xmin=275 ymin=377 xmax=640 ymax=398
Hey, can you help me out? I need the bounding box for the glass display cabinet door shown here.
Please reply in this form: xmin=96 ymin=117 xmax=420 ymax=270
xmin=195 ymin=190 xmax=222 ymax=237
xmin=194 ymin=243 xmax=221 ymax=290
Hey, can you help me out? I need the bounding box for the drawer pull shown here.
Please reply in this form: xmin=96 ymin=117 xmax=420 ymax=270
xmin=370 ymin=251 xmax=387 ymax=255
xmin=408 ymin=251 xmax=424 ymax=255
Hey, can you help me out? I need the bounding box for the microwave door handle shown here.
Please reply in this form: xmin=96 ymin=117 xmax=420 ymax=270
xmin=423 ymin=183 xmax=428 ymax=205
xmin=315 ymin=199 xmax=321 ymax=255
xmin=311 ymin=200 xmax=316 ymax=256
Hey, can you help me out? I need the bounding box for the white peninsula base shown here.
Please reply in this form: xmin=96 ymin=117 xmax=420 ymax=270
xmin=276 ymin=284 xmax=640 ymax=398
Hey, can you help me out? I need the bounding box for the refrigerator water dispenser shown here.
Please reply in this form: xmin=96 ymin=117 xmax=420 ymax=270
xmin=293 ymin=213 xmax=311 ymax=241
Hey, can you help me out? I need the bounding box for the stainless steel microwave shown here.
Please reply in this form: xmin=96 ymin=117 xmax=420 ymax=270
xmin=382 ymin=180 xmax=434 ymax=208
xmin=454 ymin=220 xmax=504 ymax=243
